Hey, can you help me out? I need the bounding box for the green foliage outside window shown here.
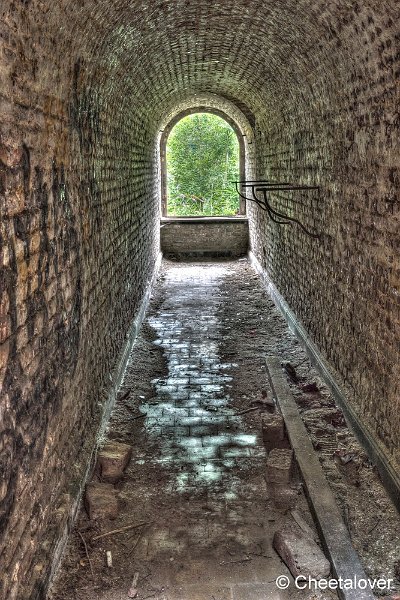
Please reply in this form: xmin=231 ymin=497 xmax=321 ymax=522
xmin=166 ymin=113 xmax=240 ymax=216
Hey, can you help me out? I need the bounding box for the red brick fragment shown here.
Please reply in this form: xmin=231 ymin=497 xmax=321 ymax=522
xmin=97 ymin=441 xmax=132 ymax=483
xmin=84 ymin=483 xmax=119 ymax=520
xmin=262 ymin=413 xmax=287 ymax=450
xmin=266 ymin=448 xmax=293 ymax=484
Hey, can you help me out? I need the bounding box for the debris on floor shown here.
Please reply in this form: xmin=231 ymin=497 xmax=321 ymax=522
xmin=49 ymin=260 xmax=400 ymax=600
xmin=84 ymin=483 xmax=119 ymax=521
xmin=97 ymin=441 xmax=133 ymax=483
xmin=273 ymin=520 xmax=331 ymax=579
xmin=262 ymin=413 xmax=287 ymax=451
xmin=266 ymin=448 xmax=294 ymax=484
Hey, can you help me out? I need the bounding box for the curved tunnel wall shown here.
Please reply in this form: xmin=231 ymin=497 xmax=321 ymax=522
xmin=0 ymin=1 xmax=399 ymax=598
xmin=249 ymin=3 xmax=399 ymax=472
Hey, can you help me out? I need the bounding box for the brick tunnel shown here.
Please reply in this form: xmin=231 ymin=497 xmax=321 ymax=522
xmin=1 ymin=1 xmax=399 ymax=599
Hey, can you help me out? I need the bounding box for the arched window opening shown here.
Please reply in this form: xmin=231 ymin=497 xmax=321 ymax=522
xmin=163 ymin=112 xmax=242 ymax=217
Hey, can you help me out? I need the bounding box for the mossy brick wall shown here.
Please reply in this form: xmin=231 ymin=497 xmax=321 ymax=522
xmin=0 ymin=0 xmax=399 ymax=598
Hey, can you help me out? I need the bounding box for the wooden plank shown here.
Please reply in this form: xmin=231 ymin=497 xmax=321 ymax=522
xmin=250 ymin=251 xmax=400 ymax=512
xmin=266 ymin=355 xmax=375 ymax=600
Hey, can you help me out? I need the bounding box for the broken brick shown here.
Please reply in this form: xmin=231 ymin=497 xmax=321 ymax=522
xmin=266 ymin=448 xmax=293 ymax=484
xmin=270 ymin=485 xmax=300 ymax=511
xmin=273 ymin=521 xmax=330 ymax=579
xmin=97 ymin=441 xmax=133 ymax=483
xmin=84 ymin=483 xmax=119 ymax=520
xmin=262 ymin=413 xmax=287 ymax=450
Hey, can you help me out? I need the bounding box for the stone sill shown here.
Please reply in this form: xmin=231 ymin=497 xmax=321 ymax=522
xmin=160 ymin=216 xmax=248 ymax=224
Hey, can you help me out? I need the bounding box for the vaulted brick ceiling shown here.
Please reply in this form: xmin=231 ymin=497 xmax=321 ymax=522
xmin=8 ymin=0 xmax=398 ymax=130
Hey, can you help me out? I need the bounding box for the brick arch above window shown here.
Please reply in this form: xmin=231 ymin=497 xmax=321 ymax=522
xmin=158 ymin=94 xmax=256 ymax=217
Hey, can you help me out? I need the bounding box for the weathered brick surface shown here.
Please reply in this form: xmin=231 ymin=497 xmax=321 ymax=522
xmin=84 ymin=483 xmax=119 ymax=521
xmin=262 ymin=413 xmax=287 ymax=451
xmin=273 ymin=522 xmax=331 ymax=579
xmin=249 ymin=3 xmax=400 ymax=477
xmin=0 ymin=0 xmax=398 ymax=598
xmin=97 ymin=441 xmax=132 ymax=483
xmin=161 ymin=219 xmax=249 ymax=259
xmin=0 ymin=3 xmax=160 ymax=599
xmin=266 ymin=448 xmax=294 ymax=484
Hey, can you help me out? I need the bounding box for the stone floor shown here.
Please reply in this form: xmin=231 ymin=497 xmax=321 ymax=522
xmin=111 ymin=262 xmax=316 ymax=599
xmin=55 ymin=259 xmax=400 ymax=600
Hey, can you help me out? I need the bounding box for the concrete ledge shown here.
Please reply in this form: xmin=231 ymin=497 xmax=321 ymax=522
xmin=249 ymin=251 xmax=400 ymax=512
xmin=161 ymin=217 xmax=249 ymax=259
xmin=266 ymin=355 xmax=374 ymax=600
